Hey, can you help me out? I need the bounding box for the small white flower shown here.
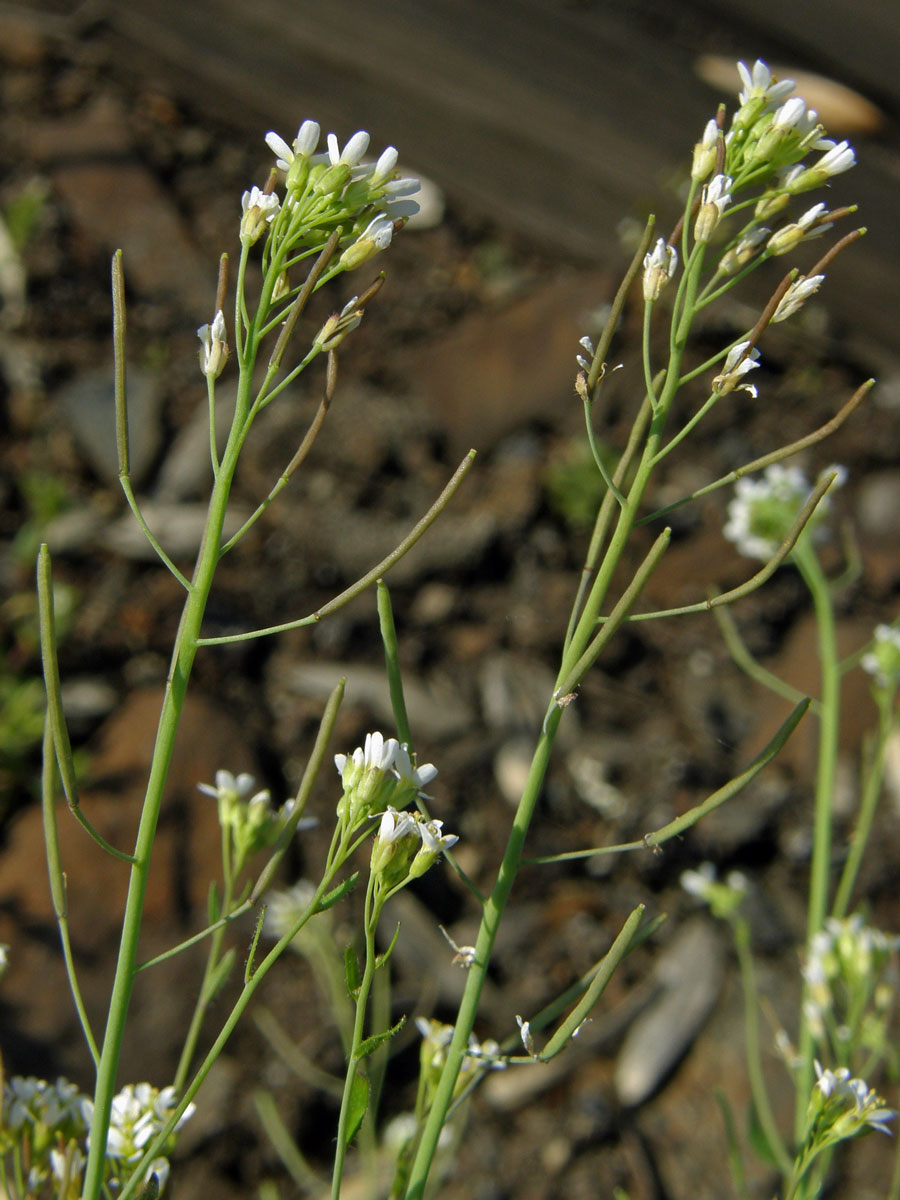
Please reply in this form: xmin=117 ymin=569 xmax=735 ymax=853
xmin=240 ymin=185 xmax=280 ymax=244
xmin=338 ymin=214 xmax=395 ymax=270
xmin=264 ymin=879 xmax=317 ymax=940
xmin=642 ymin=238 xmax=678 ymax=301
xmin=265 ymin=120 xmax=320 ymax=170
xmin=816 ymin=139 xmax=856 ymax=178
xmin=695 ymin=174 xmax=733 ymax=242
xmin=576 ymin=334 xmax=595 ymax=372
xmin=861 ymin=624 xmax=900 ymax=689
xmin=680 ymin=861 xmax=717 ymax=899
xmin=377 ymin=806 xmax=417 ymax=845
xmin=767 ymin=203 xmax=832 ymax=255
xmin=712 ymin=340 xmax=761 ymax=396
xmin=369 ymin=145 xmax=399 ymax=185
xmin=786 ymin=139 xmax=856 ymax=193
xmin=516 ymin=1015 xmax=537 ymax=1058
xmin=736 ymin=60 xmax=795 ymax=110
xmin=392 ymin=743 xmax=438 ymax=792
xmin=326 ymin=129 xmax=370 ymax=167
xmin=772 ymin=274 xmax=825 ymax=322
xmin=692 ymin=118 xmax=720 ymax=181
xmin=418 ymin=818 xmax=459 ymax=856
xmin=197 ymin=310 xmax=228 ymax=380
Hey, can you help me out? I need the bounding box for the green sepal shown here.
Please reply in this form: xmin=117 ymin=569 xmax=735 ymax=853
xmin=344 ymin=1071 xmax=369 ymax=1147
xmin=375 ymin=922 xmax=402 ymax=970
xmin=316 ymin=872 xmax=359 ymax=913
xmin=344 ymin=945 xmax=362 ymax=998
xmin=356 ymin=1014 xmax=406 ymax=1060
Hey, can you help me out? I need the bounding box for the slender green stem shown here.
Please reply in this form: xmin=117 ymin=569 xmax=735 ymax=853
xmin=732 ymin=915 xmax=792 ymax=1176
xmin=404 ymin=706 xmax=563 ymax=1198
xmin=172 ymin=866 xmax=236 ymax=1093
xmin=198 ymin=451 xmax=476 ymax=646
xmin=332 ymin=875 xmax=380 ymax=1198
xmin=81 ymin=344 xmax=258 ymax=1200
xmin=832 ymin=689 xmax=895 ymax=918
xmin=40 ymin=720 xmax=100 ymax=1067
xmin=793 ymin=540 xmax=841 ymax=1142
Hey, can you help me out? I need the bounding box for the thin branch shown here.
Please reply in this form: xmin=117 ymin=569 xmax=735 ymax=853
xmin=198 ymin=450 xmax=477 ymax=646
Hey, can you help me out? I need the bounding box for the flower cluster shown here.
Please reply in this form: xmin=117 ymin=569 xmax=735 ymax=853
xmin=370 ymin=805 xmax=458 ymax=895
xmin=686 ymin=60 xmax=857 ymax=338
xmin=198 ymin=770 xmax=306 ymax=872
xmin=861 ymin=623 xmax=900 ymax=690
xmin=256 ymin=121 xmax=419 ymax=273
xmin=334 ymin=731 xmax=436 ymax=833
xmin=723 ymin=463 xmax=844 ymax=561
xmin=802 ymin=914 xmax=899 ymax=1047
xmin=415 ymin=1018 xmax=504 ymax=1108
xmin=1 ymin=1077 xmax=193 ymax=1198
xmin=805 ymin=1061 xmax=896 ymax=1145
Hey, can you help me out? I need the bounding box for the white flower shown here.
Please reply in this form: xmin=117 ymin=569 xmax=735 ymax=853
xmin=576 ymin=334 xmax=595 ymax=372
xmin=861 ymin=624 xmax=900 ymax=688
xmin=772 ymin=274 xmax=825 ymax=321
xmin=369 ymin=145 xmax=399 ymax=185
xmin=418 ymin=818 xmax=459 ymax=856
xmin=240 ymin=185 xmax=280 ymax=244
xmin=692 ymin=118 xmax=720 ymax=182
xmin=723 ymin=463 xmax=843 ymax=560
xmin=197 ymin=310 xmax=228 ymax=380
xmin=265 ymin=120 xmax=320 ymax=170
xmin=680 ymin=861 xmax=717 ymax=899
xmin=695 ymin=174 xmax=733 ymax=242
xmin=392 ymin=743 xmax=438 ymax=792
xmin=712 ymin=340 xmax=761 ymax=396
xmin=516 ymin=1015 xmax=537 ymax=1057
xmin=264 ymin=879 xmax=317 ymax=939
xmin=642 ymin=238 xmax=678 ymax=301
xmin=816 ymin=139 xmax=856 ymax=178
xmin=338 ymin=214 xmax=395 ymax=270
xmin=336 ymin=731 xmax=399 ymax=782
xmin=787 ymin=139 xmax=856 ymax=193
xmin=737 ymin=60 xmax=795 ymax=110
xmin=767 ymin=203 xmax=832 ymax=255
xmin=326 ymin=129 xmax=370 ymax=167
xmin=376 ymin=806 xmax=417 ymax=845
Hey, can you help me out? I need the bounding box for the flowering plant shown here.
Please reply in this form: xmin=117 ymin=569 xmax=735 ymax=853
xmin=20 ymin=55 xmax=895 ymax=1200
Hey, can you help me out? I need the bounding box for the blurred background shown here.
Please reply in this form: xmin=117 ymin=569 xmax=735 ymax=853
xmin=0 ymin=3 xmax=898 ymax=1198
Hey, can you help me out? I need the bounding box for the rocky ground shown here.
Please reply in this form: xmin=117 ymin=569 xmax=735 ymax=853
xmin=0 ymin=12 xmax=899 ymax=1200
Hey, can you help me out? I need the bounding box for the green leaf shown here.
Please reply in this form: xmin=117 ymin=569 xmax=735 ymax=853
xmin=317 ymin=872 xmax=359 ymax=913
xmin=357 ymin=1015 xmax=406 ymax=1060
xmin=375 ymin=922 xmax=402 ymax=970
xmin=344 ymin=1072 xmax=369 ymax=1147
xmin=344 ymin=945 xmax=362 ymax=998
